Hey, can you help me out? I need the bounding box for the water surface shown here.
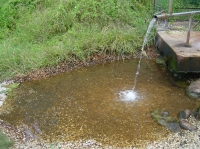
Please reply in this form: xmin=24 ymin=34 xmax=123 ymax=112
xmin=1 ymin=59 xmax=200 ymax=147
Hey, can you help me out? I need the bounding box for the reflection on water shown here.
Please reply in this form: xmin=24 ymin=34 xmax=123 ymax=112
xmin=1 ymin=59 xmax=200 ymax=147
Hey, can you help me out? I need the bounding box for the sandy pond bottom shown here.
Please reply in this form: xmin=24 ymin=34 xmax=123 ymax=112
xmin=1 ymin=59 xmax=200 ymax=147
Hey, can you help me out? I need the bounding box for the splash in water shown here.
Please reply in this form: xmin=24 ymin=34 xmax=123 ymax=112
xmin=119 ymin=18 xmax=157 ymax=101
xmin=119 ymin=90 xmax=138 ymax=101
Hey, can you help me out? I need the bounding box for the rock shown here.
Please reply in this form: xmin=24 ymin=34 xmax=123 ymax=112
xmin=155 ymin=57 xmax=166 ymax=65
xmin=141 ymin=51 xmax=148 ymax=57
xmin=165 ymin=121 xmax=181 ymax=133
xmin=163 ymin=111 xmax=169 ymax=116
xmin=32 ymin=122 xmax=42 ymax=134
xmin=178 ymin=109 xmax=198 ymax=131
xmin=179 ymin=110 xmax=191 ymax=120
xmin=186 ymin=79 xmax=200 ymax=99
xmin=193 ymin=107 xmax=200 ymax=120
xmin=179 ymin=119 xmax=198 ymax=131
xmin=151 ymin=110 xmax=180 ymax=133
xmin=173 ymin=80 xmax=189 ymax=88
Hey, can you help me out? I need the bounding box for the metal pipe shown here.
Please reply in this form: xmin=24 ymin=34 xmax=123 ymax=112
xmin=154 ymin=0 xmax=156 ymax=13
xmin=168 ymin=0 xmax=173 ymax=15
xmin=186 ymin=16 xmax=193 ymax=46
xmin=154 ymin=11 xmax=200 ymax=19
xmin=164 ymin=0 xmax=173 ymax=28
xmin=164 ymin=20 xmax=168 ymax=28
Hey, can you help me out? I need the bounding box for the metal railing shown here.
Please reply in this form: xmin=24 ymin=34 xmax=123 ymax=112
xmin=154 ymin=0 xmax=200 ymax=13
xmin=154 ymin=0 xmax=200 ymax=46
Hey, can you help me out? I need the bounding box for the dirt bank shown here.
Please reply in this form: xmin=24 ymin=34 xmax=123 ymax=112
xmin=14 ymin=47 xmax=158 ymax=83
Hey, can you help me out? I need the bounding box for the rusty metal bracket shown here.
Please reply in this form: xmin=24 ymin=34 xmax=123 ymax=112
xmin=186 ymin=15 xmax=193 ymax=46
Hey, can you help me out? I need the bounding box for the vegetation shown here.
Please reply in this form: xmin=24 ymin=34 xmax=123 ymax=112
xmin=2 ymin=0 xmax=199 ymax=81
xmin=0 ymin=131 xmax=14 ymax=149
xmin=1 ymin=83 xmax=20 ymax=98
xmin=0 ymin=0 xmax=154 ymax=81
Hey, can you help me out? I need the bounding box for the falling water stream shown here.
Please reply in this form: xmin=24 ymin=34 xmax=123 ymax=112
xmin=119 ymin=18 xmax=157 ymax=102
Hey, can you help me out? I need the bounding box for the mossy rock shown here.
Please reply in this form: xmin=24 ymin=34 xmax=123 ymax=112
xmin=165 ymin=56 xmax=177 ymax=73
xmin=5 ymin=83 xmax=19 ymax=92
xmin=173 ymin=80 xmax=189 ymax=88
xmin=5 ymin=83 xmax=19 ymax=89
xmin=151 ymin=110 xmax=180 ymax=133
xmin=155 ymin=57 xmax=166 ymax=65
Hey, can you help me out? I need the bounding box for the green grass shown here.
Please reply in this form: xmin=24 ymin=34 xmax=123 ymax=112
xmin=0 ymin=0 xmax=154 ymax=81
xmin=0 ymin=131 xmax=14 ymax=149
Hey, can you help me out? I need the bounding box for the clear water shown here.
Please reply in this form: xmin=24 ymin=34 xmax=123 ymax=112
xmin=120 ymin=18 xmax=157 ymax=101
xmin=1 ymin=59 xmax=200 ymax=147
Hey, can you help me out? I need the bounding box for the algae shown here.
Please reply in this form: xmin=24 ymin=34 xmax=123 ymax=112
xmin=165 ymin=56 xmax=177 ymax=73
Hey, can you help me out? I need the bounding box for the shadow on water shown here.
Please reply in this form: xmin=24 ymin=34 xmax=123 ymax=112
xmin=1 ymin=59 xmax=200 ymax=146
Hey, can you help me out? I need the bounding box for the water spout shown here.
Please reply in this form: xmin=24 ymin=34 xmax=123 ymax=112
xmin=133 ymin=18 xmax=157 ymax=91
xmin=119 ymin=18 xmax=157 ymax=102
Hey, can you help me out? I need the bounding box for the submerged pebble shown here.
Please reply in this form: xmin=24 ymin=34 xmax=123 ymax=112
xmin=147 ymin=116 xmax=200 ymax=148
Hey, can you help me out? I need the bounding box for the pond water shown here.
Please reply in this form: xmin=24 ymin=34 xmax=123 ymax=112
xmin=1 ymin=59 xmax=200 ymax=147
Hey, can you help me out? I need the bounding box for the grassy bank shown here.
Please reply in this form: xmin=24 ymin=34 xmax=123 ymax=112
xmin=0 ymin=0 xmax=153 ymax=81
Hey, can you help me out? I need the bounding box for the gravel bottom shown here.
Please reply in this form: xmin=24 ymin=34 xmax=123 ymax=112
xmin=1 ymin=81 xmax=200 ymax=148
xmin=0 ymin=119 xmax=137 ymax=149
xmin=147 ymin=117 xmax=200 ymax=149
xmin=0 ymin=117 xmax=199 ymax=149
